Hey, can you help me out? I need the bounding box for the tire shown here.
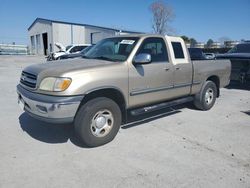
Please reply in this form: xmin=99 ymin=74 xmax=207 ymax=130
xmin=46 ymin=55 xmax=52 ymax=61
xmin=194 ymin=81 xmax=217 ymax=111
xmin=74 ymin=97 xmax=122 ymax=147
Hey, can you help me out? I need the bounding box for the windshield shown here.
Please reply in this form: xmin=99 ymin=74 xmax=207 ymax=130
xmin=66 ymin=45 xmax=73 ymax=51
xmin=228 ymin=43 xmax=250 ymax=53
xmin=84 ymin=37 xmax=139 ymax=62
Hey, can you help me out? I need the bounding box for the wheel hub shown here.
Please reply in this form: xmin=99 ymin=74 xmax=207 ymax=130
xmin=95 ymin=116 xmax=106 ymax=129
xmin=91 ymin=110 xmax=114 ymax=137
xmin=205 ymin=88 xmax=214 ymax=105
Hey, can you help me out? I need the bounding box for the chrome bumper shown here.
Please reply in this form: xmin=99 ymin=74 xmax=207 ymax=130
xmin=17 ymin=85 xmax=84 ymax=124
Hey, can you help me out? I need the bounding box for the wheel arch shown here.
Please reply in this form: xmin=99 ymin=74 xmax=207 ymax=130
xmin=206 ymin=75 xmax=220 ymax=97
xmin=76 ymin=87 xmax=127 ymax=124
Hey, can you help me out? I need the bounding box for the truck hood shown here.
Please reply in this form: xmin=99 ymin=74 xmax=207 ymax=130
xmin=23 ymin=58 xmax=117 ymax=78
xmin=55 ymin=42 xmax=66 ymax=52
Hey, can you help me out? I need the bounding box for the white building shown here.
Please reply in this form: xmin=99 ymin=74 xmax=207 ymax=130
xmin=28 ymin=18 xmax=141 ymax=55
xmin=195 ymin=42 xmax=205 ymax=48
xmin=210 ymin=42 xmax=221 ymax=49
xmin=224 ymin=41 xmax=239 ymax=48
xmin=185 ymin=43 xmax=191 ymax=48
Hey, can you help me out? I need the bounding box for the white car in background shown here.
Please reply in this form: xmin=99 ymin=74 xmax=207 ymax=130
xmin=204 ymin=53 xmax=216 ymax=60
xmin=47 ymin=43 xmax=91 ymax=61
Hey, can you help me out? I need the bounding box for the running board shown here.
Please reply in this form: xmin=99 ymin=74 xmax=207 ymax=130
xmin=130 ymin=96 xmax=194 ymax=116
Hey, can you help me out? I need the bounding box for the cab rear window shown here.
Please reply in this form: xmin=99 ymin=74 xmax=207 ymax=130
xmin=171 ymin=42 xmax=184 ymax=59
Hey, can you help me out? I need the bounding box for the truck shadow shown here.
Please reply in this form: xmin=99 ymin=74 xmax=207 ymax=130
xmin=241 ymin=110 xmax=250 ymax=116
xmin=18 ymin=113 xmax=88 ymax=148
xmin=226 ymin=81 xmax=250 ymax=91
xmin=19 ymin=103 xmax=192 ymax=147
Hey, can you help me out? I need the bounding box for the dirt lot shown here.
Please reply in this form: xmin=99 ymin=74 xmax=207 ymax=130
xmin=0 ymin=55 xmax=250 ymax=188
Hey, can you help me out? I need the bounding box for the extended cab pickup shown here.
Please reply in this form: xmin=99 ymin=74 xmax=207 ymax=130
xmin=17 ymin=34 xmax=231 ymax=147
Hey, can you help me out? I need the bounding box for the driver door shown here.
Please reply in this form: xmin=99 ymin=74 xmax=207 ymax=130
xmin=128 ymin=37 xmax=174 ymax=108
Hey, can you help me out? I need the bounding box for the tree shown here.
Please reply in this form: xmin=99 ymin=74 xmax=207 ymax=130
xmin=190 ymin=38 xmax=197 ymax=47
xmin=206 ymin=39 xmax=213 ymax=48
xmin=149 ymin=1 xmax=175 ymax=34
xmin=181 ymin=35 xmax=190 ymax=43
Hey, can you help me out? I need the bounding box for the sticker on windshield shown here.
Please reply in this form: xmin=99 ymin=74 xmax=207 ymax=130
xmin=120 ymin=40 xmax=135 ymax=45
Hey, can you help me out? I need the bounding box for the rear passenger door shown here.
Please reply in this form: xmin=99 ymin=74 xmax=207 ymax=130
xmin=128 ymin=37 xmax=174 ymax=107
xmin=170 ymin=40 xmax=193 ymax=96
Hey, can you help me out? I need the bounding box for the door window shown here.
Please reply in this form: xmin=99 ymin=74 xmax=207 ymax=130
xmin=137 ymin=38 xmax=169 ymax=62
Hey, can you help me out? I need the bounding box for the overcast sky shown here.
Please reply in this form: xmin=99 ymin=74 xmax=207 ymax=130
xmin=0 ymin=0 xmax=249 ymax=44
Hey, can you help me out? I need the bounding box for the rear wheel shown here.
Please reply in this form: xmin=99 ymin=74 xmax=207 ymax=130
xmin=194 ymin=81 xmax=217 ymax=110
xmin=74 ymin=97 xmax=121 ymax=147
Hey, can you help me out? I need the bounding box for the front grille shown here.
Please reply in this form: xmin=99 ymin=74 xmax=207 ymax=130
xmin=20 ymin=71 xmax=37 ymax=89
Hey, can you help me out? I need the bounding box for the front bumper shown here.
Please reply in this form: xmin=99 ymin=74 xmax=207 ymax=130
xmin=17 ymin=85 xmax=84 ymax=124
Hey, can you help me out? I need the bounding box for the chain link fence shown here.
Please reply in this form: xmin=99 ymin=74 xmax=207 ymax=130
xmin=0 ymin=44 xmax=29 ymax=55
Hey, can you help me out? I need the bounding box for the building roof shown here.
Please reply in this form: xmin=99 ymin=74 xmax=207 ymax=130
xmin=28 ymin=18 xmax=143 ymax=34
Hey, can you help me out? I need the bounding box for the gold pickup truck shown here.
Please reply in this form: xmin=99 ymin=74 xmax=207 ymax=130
xmin=17 ymin=34 xmax=231 ymax=147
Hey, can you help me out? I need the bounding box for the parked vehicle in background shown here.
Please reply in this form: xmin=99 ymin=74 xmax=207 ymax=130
xmin=216 ymin=42 xmax=250 ymax=83
xmin=47 ymin=43 xmax=91 ymax=61
xmin=204 ymin=53 xmax=216 ymax=60
xmin=17 ymin=34 xmax=231 ymax=147
xmin=188 ymin=48 xmax=206 ymax=60
xmin=58 ymin=45 xmax=94 ymax=60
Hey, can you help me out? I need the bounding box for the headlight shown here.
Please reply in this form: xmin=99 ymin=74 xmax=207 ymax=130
xmin=39 ymin=77 xmax=72 ymax=92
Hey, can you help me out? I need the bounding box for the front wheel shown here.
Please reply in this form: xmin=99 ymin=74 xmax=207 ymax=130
xmin=74 ymin=97 xmax=121 ymax=147
xmin=46 ymin=54 xmax=52 ymax=61
xmin=194 ymin=81 xmax=217 ymax=111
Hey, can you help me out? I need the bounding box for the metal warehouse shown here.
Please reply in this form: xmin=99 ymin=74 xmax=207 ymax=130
xmin=28 ymin=18 xmax=141 ymax=55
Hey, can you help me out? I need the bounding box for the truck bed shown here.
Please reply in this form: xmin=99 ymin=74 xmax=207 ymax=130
xmin=191 ymin=59 xmax=231 ymax=94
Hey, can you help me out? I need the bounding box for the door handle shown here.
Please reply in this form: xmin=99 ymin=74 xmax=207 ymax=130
xmin=164 ymin=68 xmax=170 ymax=71
xmin=175 ymin=67 xmax=180 ymax=70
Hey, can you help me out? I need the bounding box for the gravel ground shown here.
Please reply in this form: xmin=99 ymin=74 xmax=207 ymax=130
xmin=0 ymin=55 xmax=250 ymax=188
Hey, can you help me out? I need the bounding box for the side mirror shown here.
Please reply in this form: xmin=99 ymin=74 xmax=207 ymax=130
xmin=133 ymin=53 xmax=151 ymax=64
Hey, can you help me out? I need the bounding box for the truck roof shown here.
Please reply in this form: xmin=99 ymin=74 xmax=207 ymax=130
xmin=109 ymin=34 xmax=185 ymax=43
xmin=109 ymin=34 xmax=170 ymax=38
